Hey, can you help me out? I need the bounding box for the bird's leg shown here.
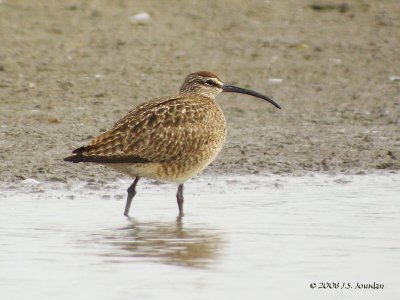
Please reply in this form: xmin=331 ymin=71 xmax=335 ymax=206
xmin=176 ymin=184 xmax=184 ymax=217
xmin=124 ymin=177 xmax=140 ymax=216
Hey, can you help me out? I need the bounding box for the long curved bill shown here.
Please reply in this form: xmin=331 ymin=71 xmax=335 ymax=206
xmin=222 ymin=84 xmax=281 ymax=109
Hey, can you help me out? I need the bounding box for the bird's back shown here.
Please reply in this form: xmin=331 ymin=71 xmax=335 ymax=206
xmin=65 ymin=94 xmax=227 ymax=182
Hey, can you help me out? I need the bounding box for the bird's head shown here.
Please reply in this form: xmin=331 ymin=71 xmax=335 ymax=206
xmin=180 ymin=71 xmax=281 ymax=109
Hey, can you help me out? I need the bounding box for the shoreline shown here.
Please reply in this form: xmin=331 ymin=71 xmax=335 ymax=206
xmin=2 ymin=172 xmax=399 ymax=195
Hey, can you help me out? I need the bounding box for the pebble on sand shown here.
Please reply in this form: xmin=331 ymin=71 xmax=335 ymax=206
xmin=21 ymin=178 xmax=41 ymax=186
xmin=130 ymin=12 xmax=150 ymax=24
xmin=268 ymin=78 xmax=283 ymax=84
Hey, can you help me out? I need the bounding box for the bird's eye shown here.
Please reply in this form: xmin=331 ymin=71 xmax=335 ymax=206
xmin=205 ymin=79 xmax=214 ymax=86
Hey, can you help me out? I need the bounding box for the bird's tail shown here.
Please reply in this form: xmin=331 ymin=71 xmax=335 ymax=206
xmin=63 ymin=154 xmax=150 ymax=164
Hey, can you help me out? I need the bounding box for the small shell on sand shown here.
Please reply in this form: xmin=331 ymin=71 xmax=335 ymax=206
xmin=130 ymin=12 xmax=150 ymax=24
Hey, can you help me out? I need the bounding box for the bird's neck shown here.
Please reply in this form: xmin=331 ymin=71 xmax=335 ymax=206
xmin=179 ymin=90 xmax=216 ymax=101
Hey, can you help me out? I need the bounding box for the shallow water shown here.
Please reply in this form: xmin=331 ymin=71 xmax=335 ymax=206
xmin=1 ymin=174 xmax=399 ymax=300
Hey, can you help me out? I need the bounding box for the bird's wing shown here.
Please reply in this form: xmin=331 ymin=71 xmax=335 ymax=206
xmin=69 ymin=96 xmax=220 ymax=163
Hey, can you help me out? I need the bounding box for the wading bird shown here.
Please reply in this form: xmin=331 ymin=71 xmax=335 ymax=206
xmin=64 ymin=71 xmax=281 ymax=217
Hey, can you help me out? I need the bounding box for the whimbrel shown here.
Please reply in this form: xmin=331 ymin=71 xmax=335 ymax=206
xmin=64 ymin=71 xmax=281 ymax=217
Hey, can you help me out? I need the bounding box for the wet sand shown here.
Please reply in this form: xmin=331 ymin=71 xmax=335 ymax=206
xmin=0 ymin=0 xmax=399 ymax=183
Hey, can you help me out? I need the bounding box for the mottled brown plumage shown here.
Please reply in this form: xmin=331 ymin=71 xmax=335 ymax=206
xmin=64 ymin=71 xmax=281 ymax=217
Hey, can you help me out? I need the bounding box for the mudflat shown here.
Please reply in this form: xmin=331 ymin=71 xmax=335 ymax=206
xmin=1 ymin=0 xmax=399 ymax=183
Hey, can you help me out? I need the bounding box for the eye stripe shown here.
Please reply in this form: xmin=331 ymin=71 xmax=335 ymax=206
xmin=205 ymin=79 xmax=223 ymax=87
xmin=205 ymin=79 xmax=214 ymax=85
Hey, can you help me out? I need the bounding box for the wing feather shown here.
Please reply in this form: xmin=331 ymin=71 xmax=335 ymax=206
xmin=67 ymin=95 xmax=222 ymax=164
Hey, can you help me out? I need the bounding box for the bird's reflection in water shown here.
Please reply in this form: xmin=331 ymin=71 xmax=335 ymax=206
xmin=96 ymin=219 xmax=222 ymax=268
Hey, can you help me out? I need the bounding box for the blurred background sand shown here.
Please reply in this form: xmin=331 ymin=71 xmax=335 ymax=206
xmin=0 ymin=0 xmax=399 ymax=183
